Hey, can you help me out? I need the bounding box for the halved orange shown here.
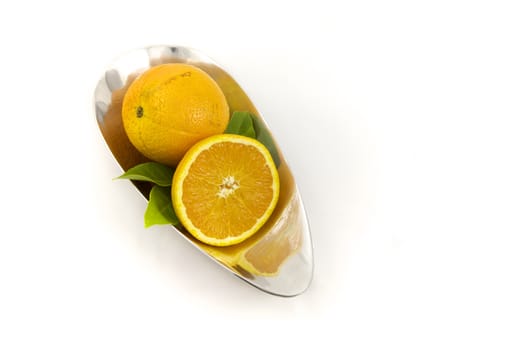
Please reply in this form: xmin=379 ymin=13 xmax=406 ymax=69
xmin=172 ymin=134 xmax=280 ymax=246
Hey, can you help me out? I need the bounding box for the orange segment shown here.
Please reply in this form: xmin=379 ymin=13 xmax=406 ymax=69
xmin=172 ymin=134 xmax=280 ymax=246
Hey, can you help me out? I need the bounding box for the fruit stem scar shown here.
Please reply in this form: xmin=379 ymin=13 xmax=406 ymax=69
xmin=136 ymin=106 xmax=143 ymax=118
xmin=217 ymin=176 xmax=240 ymax=198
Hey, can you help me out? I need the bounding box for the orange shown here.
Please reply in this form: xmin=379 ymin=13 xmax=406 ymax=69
xmin=121 ymin=63 xmax=229 ymax=167
xmin=172 ymin=134 xmax=280 ymax=246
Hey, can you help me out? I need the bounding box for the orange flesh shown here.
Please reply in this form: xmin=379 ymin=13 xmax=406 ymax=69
xmin=182 ymin=142 xmax=275 ymax=239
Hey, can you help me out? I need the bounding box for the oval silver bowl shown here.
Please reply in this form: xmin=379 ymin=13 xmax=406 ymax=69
xmin=94 ymin=46 xmax=313 ymax=296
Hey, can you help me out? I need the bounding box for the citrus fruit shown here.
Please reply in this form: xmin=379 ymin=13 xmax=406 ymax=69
xmin=121 ymin=63 xmax=229 ymax=167
xmin=172 ymin=134 xmax=280 ymax=246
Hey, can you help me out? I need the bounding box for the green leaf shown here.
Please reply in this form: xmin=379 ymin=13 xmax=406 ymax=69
xmin=224 ymin=111 xmax=256 ymax=138
xmin=251 ymin=114 xmax=281 ymax=168
xmin=225 ymin=111 xmax=281 ymax=168
xmin=116 ymin=162 xmax=175 ymax=187
xmin=144 ymin=185 xmax=180 ymax=228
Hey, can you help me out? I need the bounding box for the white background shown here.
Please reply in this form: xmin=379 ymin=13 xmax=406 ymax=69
xmin=1 ymin=0 xmax=524 ymax=348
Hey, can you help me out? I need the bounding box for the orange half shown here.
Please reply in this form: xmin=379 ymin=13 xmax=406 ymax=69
xmin=172 ymin=134 xmax=280 ymax=246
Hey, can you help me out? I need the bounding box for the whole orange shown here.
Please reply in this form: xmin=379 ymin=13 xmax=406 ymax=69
xmin=121 ymin=63 xmax=230 ymax=167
